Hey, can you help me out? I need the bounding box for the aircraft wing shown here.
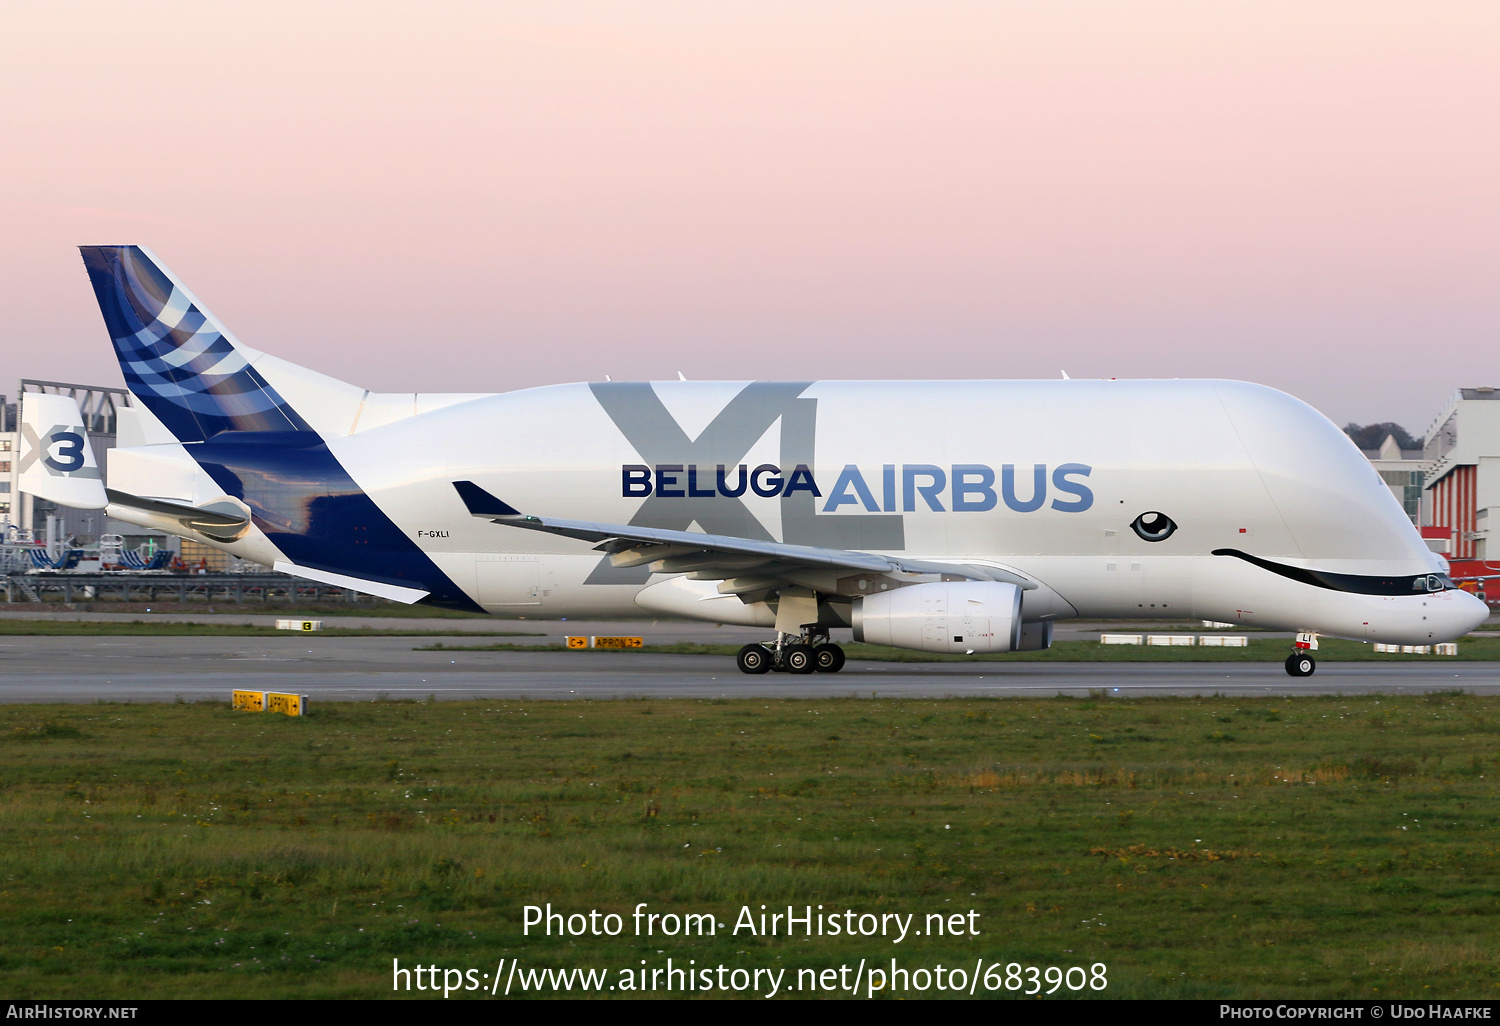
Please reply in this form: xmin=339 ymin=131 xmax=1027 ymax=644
xmin=452 ymin=480 xmax=1035 ymax=593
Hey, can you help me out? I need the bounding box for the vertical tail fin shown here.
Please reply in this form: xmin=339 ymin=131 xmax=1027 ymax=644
xmin=17 ymin=392 xmax=107 ymax=510
xmin=79 ymin=245 xmax=312 ymax=442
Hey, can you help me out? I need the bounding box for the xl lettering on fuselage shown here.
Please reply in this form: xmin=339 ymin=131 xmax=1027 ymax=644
xmin=621 ymin=463 xmax=1094 ymax=513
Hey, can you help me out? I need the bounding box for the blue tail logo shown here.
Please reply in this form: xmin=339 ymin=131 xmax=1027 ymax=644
xmin=79 ymin=245 xmax=309 ymax=442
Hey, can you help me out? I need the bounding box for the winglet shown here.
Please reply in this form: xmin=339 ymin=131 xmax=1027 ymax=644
xmin=453 ymin=481 xmax=522 ymax=517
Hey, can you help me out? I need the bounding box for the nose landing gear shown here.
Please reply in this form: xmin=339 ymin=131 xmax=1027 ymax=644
xmin=1285 ymin=632 xmax=1318 ymax=677
xmin=736 ymin=633 xmax=846 ymax=675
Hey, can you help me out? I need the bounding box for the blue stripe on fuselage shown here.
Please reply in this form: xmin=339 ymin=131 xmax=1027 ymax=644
xmin=186 ymin=431 xmax=481 ymax=611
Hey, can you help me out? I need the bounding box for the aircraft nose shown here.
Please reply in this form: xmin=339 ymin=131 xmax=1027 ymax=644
xmin=1445 ymin=589 xmax=1491 ymax=639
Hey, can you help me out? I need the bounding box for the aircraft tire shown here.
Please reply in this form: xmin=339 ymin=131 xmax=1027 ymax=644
xmin=1285 ymin=653 xmax=1316 ymax=677
xmin=813 ymin=643 xmax=846 ymax=673
xmin=736 ymin=644 xmax=772 ymax=675
xmin=783 ymin=644 xmax=816 ymax=674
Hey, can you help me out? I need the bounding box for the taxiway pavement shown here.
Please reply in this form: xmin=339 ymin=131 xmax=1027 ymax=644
xmin=0 ymin=633 xmax=1494 ymax=702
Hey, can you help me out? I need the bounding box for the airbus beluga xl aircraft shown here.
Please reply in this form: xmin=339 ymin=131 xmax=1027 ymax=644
xmin=24 ymin=246 xmax=1486 ymax=677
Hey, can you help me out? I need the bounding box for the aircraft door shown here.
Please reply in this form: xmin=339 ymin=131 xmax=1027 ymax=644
xmin=1363 ymin=597 xmax=1397 ymax=641
xmin=477 ymin=555 xmax=541 ymax=607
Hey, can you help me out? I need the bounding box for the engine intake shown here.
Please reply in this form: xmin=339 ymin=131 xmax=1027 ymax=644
xmin=852 ymin=581 xmax=1023 ymax=654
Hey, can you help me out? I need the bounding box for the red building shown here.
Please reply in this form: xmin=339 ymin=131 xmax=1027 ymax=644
xmin=1422 ymin=388 xmax=1500 ymax=595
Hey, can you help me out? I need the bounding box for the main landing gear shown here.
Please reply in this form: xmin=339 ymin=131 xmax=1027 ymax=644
xmin=736 ymin=633 xmax=846 ymax=675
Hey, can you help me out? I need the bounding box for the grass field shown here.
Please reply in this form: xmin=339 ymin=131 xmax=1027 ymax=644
xmin=418 ymin=635 xmax=1500 ymax=662
xmin=1 ymin=693 xmax=1497 ymax=999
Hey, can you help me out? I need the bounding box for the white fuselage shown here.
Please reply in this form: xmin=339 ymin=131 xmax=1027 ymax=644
xmin=108 ymin=377 xmax=1484 ymax=646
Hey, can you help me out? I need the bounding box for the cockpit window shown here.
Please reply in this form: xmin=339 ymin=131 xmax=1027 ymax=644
xmin=1413 ymin=574 xmax=1455 ymax=593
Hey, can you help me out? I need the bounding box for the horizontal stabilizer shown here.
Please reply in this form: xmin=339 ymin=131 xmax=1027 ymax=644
xmin=105 ymin=488 xmax=250 ymax=542
xmin=272 ymin=561 xmax=431 ymax=604
xmin=105 ymin=489 xmax=249 ymax=527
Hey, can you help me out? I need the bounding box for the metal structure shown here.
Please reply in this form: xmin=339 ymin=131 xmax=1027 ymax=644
xmin=1 ymin=572 xmax=385 ymax=606
xmin=19 ymin=380 xmax=127 ymax=435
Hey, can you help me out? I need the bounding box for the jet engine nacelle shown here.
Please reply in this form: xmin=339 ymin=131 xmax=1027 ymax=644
xmin=852 ymin=581 xmax=1023 ymax=654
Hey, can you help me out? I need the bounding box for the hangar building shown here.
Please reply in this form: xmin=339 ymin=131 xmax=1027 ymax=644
xmin=1421 ymin=387 xmax=1500 ymax=581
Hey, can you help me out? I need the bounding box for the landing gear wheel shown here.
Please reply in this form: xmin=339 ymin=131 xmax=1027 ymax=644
xmin=813 ymin=643 xmax=846 ymax=673
xmin=1285 ymin=653 xmax=1316 ymax=677
xmin=783 ymin=644 xmax=816 ymax=674
xmin=736 ymin=644 xmax=772 ymax=675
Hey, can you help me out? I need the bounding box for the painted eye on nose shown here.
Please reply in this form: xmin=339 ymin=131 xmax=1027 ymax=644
xmin=1131 ymin=511 xmax=1177 ymax=542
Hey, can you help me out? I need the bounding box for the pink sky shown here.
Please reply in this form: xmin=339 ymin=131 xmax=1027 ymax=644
xmin=2 ymin=1 xmax=1496 ymax=435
